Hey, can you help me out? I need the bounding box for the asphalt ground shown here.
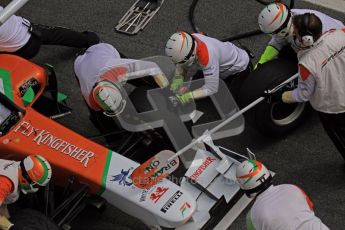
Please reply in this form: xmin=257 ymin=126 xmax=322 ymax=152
xmin=1 ymin=0 xmax=344 ymax=229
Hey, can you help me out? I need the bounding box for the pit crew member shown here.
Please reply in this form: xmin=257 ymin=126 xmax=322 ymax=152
xmin=165 ymin=31 xmax=251 ymax=105
xmin=0 ymin=155 xmax=52 ymax=230
xmin=0 ymin=5 xmax=99 ymax=59
xmin=236 ymin=159 xmax=329 ymax=230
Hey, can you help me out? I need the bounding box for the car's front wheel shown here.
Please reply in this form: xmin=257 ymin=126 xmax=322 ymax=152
xmin=238 ymin=58 xmax=311 ymax=137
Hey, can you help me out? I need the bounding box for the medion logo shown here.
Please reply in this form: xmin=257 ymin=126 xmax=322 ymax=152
xmin=160 ymin=190 xmax=183 ymax=213
xmin=14 ymin=121 xmax=95 ymax=167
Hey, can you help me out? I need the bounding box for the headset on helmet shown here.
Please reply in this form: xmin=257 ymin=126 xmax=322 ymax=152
xmin=165 ymin=32 xmax=196 ymax=66
xmin=236 ymin=160 xmax=272 ymax=198
xmin=92 ymin=80 xmax=126 ymax=117
xmin=299 ymin=13 xmax=314 ymax=47
xmin=258 ymin=3 xmax=292 ymax=37
xmin=19 ymin=155 xmax=52 ymax=194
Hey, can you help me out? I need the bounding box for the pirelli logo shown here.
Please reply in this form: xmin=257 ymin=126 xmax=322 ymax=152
xmin=160 ymin=191 xmax=183 ymax=213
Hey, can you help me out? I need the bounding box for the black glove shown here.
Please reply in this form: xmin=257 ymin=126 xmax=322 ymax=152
xmin=263 ymin=90 xmax=283 ymax=103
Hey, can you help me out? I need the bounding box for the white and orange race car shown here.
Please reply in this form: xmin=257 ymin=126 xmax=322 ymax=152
xmin=0 ymin=52 xmax=254 ymax=229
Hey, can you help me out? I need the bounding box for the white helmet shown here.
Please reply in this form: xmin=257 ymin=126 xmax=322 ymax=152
xmin=236 ymin=160 xmax=272 ymax=198
xmin=92 ymin=80 xmax=126 ymax=117
xmin=258 ymin=3 xmax=292 ymax=37
xmin=165 ymin=32 xmax=196 ymax=66
xmin=19 ymin=155 xmax=52 ymax=194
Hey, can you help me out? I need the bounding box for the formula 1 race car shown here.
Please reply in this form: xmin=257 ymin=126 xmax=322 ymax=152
xmin=0 ymin=53 xmax=255 ymax=230
xmin=0 ymin=1 xmax=305 ymax=229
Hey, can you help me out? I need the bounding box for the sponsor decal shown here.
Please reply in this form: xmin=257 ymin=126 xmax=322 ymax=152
xmin=150 ymin=186 xmax=169 ymax=203
xmin=144 ymin=159 xmax=161 ymax=174
xmin=13 ymin=121 xmax=95 ymax=167
xmin=160 ymin=190 xmax=183 ymax=213
xmin=190 ymin=156 xmax=216 ymax=181
xmin=3 ymin=162 xmax=15 ymax=170
xmin=140 ymin=189 xmax=149 ymax=202
xmin=321 ymin=45 xmax=345 ymax=69
xmin=143 ymin=158 xmax=178 ymax=184
xmin=139 ymin=185 xmax=156 ymax=202
xmin=19 ymin=78 xmax=39 ymax=97
xmin=110 ymin=167 xmax=133 ymax=187
xmin=180 ymin=202 xmax=191 ymax=217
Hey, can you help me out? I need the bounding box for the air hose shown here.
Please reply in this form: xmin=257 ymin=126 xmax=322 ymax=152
xmin=189 ymin=0 xmax=295 ymax=41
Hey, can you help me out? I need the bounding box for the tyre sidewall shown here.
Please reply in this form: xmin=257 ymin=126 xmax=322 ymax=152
xmin=239 ymin=58 xmax=310 ymax=137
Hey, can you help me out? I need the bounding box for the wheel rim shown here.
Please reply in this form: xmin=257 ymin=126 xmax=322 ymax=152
xmin=270 ymin=102 xmax=306 ymax=126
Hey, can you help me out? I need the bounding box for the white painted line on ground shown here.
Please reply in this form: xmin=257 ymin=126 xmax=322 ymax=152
xmin=302 ymin=0 xmax=345 ymax=13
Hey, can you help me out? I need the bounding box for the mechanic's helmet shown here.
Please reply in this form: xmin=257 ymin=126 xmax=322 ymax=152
xmin=258 ymin=3 xmax=292 ymax=37
xmin=19 ymin=155 xmax=52 ymax=194
xmin=92 ymin=80 xmax=126 ymax=117
xmin=236 ymin=160 xmax=272 ymax=198
xmin=165 ymin=31 xmax=196 ymax=66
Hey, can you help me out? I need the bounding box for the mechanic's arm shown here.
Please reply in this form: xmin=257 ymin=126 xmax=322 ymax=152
xmin=152 ymin=73 xmax=169 ymax=88
xmin=170 ymin=64 xmax=187 ymax=93
xmin=191 ymin=63 xmax=220 ymax=99
xmin=175 ymin=63 xmax=219 ymax=104
xmin=256 ymin=36 xmax=287 ymax=67
xmin=124 ymin=60 xmax=169 ymax=87
xmin=246 ymin=211 xmax=256 ymax=230
xmin=281 ymin=64 xmax=315 ymax=103
xmin=0 ymin=176 xmax=14 ymax=230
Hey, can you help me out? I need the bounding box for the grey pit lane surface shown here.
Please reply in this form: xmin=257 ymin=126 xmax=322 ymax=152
xmin=1 ymin=0 xmax=344 ymax=229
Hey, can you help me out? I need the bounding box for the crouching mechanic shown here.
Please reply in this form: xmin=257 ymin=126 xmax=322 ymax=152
xmin=236 ymin=160 xmax=329 ymax=230
xmin=74 ymin=43 xmax=169 ymax=117
xmin=0 ymin=155 xmax=52 ymax=230
xmin=165 ymin=31 xmax=251 ymax=105
xmin=0 ymin=5 xmax=100 ymax=59
xmin=266 ymin=14 xmax=345 ymax=160
xmin=256 ymin=2 xmax=343 ymax=68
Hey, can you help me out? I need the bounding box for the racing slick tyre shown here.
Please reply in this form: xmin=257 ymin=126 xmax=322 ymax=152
xmin=238 ymin=58 xmax=311 ymax=137
xmin=10 ymin=208 xmax=59 ymax=230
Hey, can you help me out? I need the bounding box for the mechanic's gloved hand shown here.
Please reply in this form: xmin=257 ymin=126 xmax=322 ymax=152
xmin=0 ymin=216 xmax=14 ymax=230
xmin=254 ymin=63 xmax=261 ymax=70
xmin=263 ymin=90 xmax=284 ymax=103
xmin=177 ymin=92 xmax=194 ymax=105
xmin=170 ymin=75 xmax=184 ymax=93
xmin=255 ymin=45 xmax=279 ymax=70
xmin=168 ymin=92 xmax=194 ymax=107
